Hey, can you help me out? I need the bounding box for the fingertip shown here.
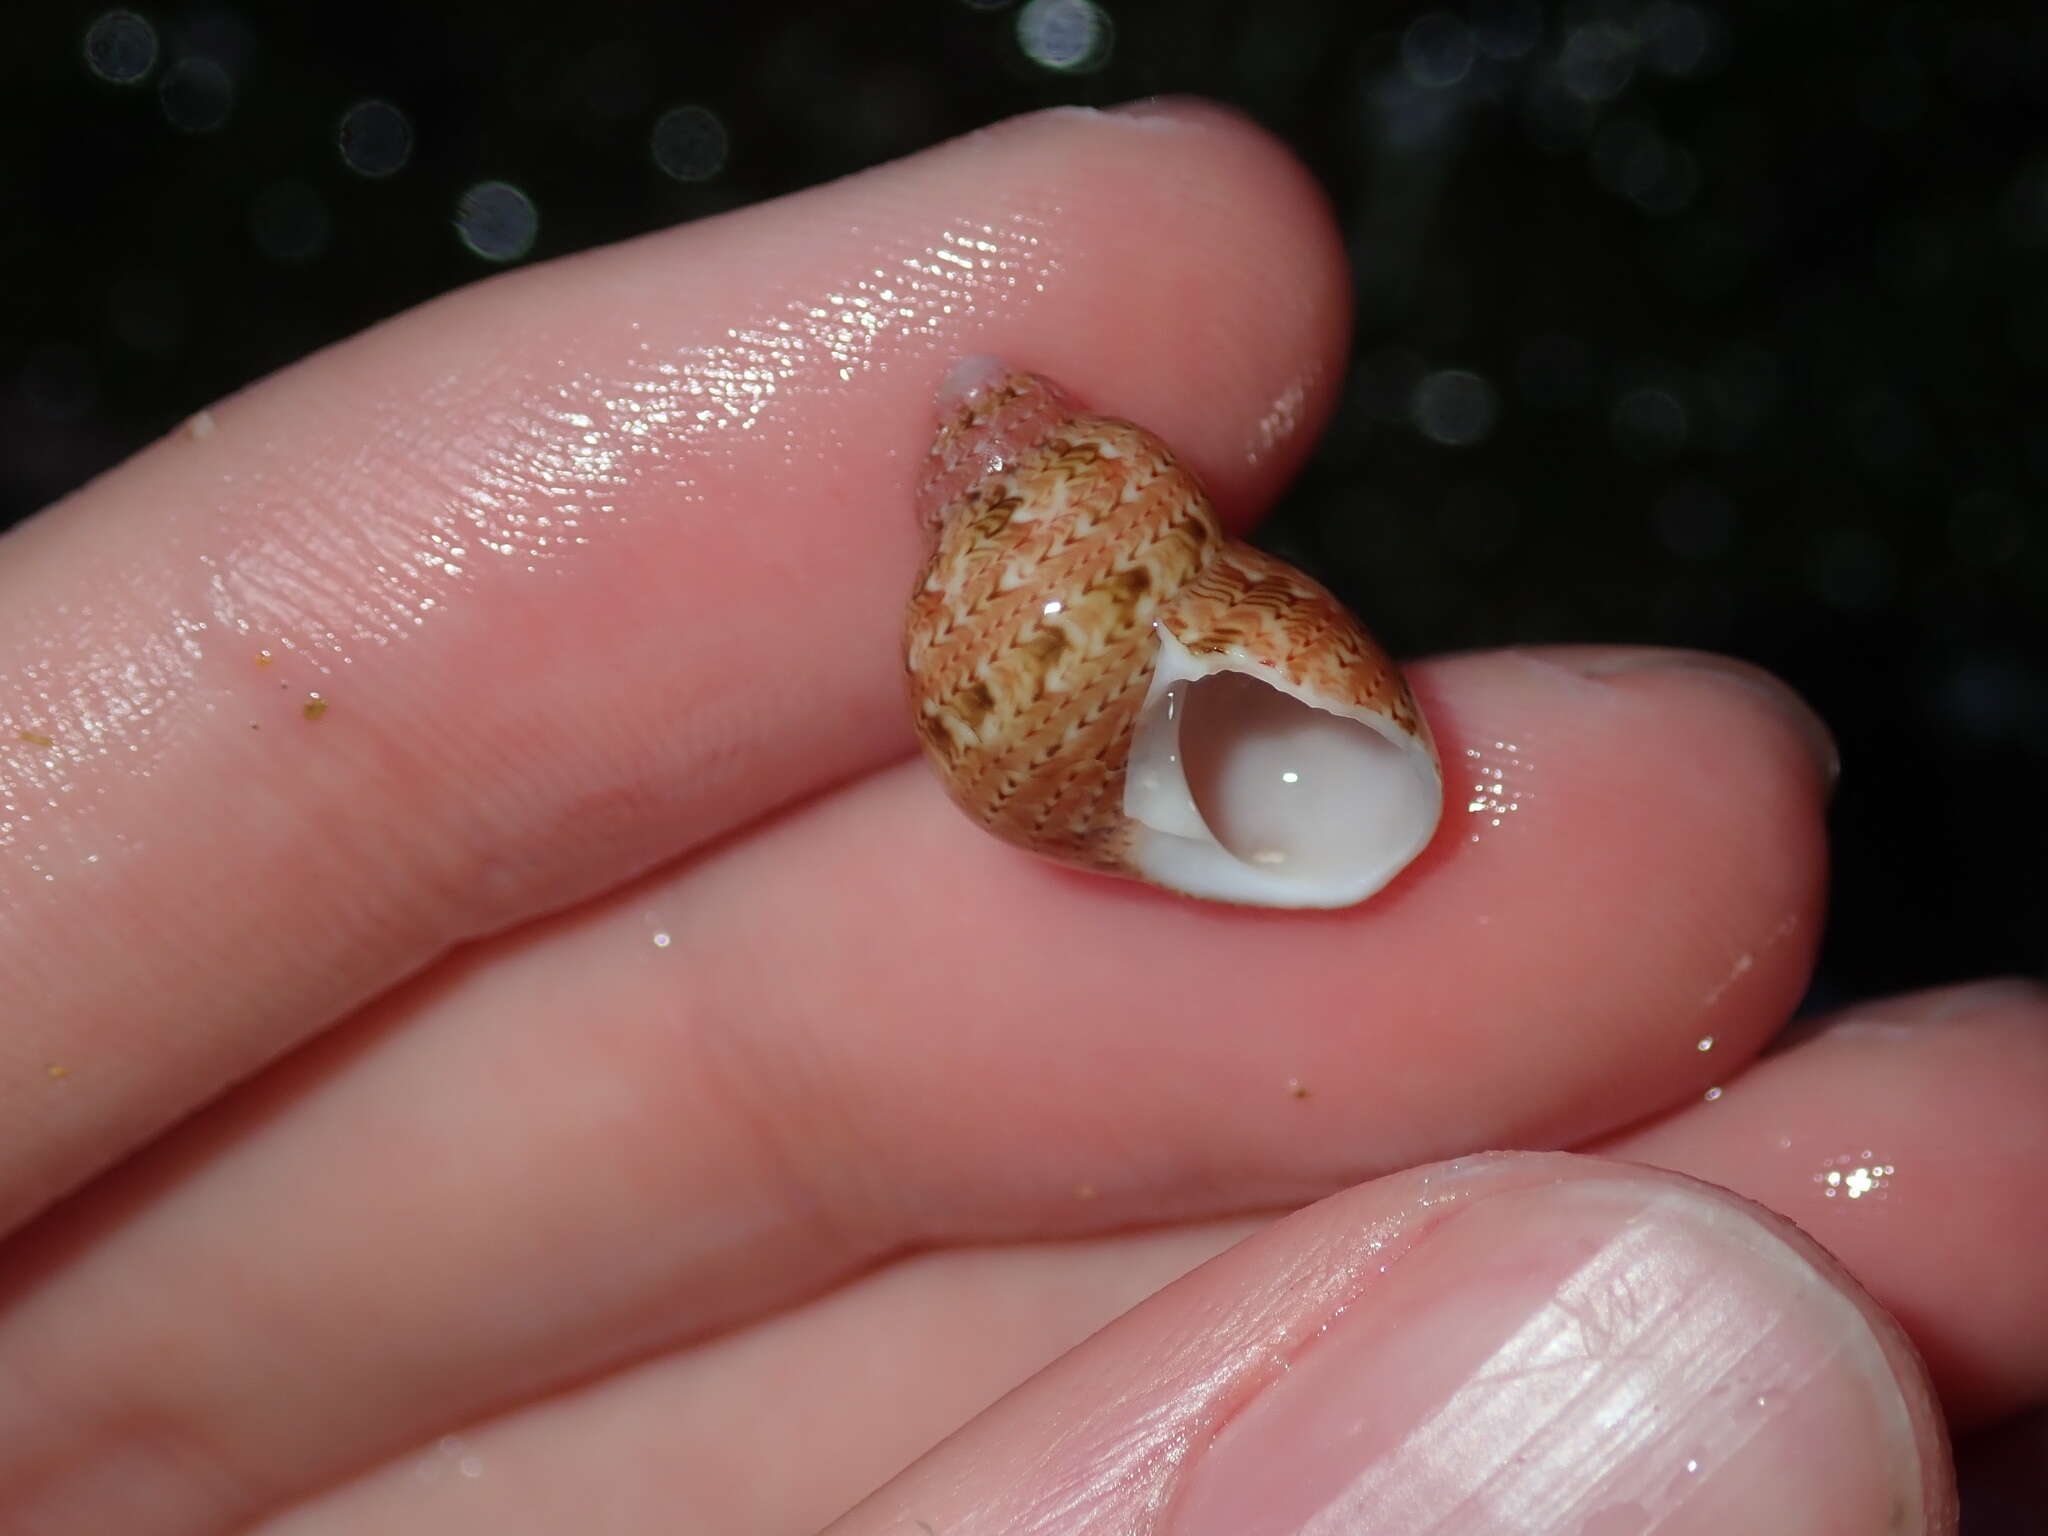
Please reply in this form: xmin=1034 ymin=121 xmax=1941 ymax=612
xmin=831 ymin=1157 xmax=1956 ymax=1536
xmin=989 ymin=97 xmax=1353 ymax=510
xmin=1559 ymin=646 xmax=1840 ymax=795
xmin=1602 ymin=978 xmax=2048 ymax=1430
xmin=1171 ymin=1163 xmax=1951 ymax=1536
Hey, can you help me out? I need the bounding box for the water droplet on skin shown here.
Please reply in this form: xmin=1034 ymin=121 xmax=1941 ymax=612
xmin=1814 ymin=1152 xmax=1896 ymax=1201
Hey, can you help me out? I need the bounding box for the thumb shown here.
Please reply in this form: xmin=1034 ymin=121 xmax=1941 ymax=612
xmin=829 ymin=1153 xmax=1953 ymax=1535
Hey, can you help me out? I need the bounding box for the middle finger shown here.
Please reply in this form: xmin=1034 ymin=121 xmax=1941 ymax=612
xmin=0 ymin=642 xmax=1832 ymax=1529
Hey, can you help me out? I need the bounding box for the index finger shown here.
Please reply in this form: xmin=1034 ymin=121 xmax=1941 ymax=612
xmin=0 ymin=101 xmax=1349 ymax=1229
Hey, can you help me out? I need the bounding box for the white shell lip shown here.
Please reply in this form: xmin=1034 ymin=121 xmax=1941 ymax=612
xmin=937 ymin=354 xmax=1015 ymax=412
xmin=1122 ymin=629 xmax=1443 ymax=909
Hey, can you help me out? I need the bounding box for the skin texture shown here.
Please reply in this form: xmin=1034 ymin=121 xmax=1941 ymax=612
xmin=0 ymin=101 xmax=2039 ymax=1533
xmin=263 ymin=987 xmax=2048 ymax=1535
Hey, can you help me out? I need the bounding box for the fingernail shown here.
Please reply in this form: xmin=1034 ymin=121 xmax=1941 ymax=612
xmin=1169 ymin=1177 xmax=1931 ymax=1536
xmin=1569 ymin=647 xmax=1840 ymax=796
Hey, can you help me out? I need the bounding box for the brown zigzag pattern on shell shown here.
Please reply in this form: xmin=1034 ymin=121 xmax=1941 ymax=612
xmin=905 ymin=369 xmax=1432 ymax=886
xmin=906 ymin=375 xmax=1223 ymax=872
xmin=1162 ymin=544 xmax=1422 ymax=740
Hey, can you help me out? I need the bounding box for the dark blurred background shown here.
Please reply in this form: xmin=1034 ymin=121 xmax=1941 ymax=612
xmin=2 ymin=0 xmax=2043 ymax=1006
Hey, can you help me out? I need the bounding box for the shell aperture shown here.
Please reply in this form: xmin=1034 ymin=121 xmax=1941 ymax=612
xmin=905 ymin=364 xmax=1440 ymax=908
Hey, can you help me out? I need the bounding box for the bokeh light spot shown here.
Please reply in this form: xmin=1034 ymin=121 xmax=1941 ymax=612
xmin=158 ymin=55 xmax=233 ymax=133
xmin=1523 ymin=72 xmax=1599 ymax=152
xmin=1641 ymin=0 xmax=1723 ymax=77
xmin=1611 ymin=385 xmax=1689 ymax=459
xmin=250 ymin=180 xmax=332 ymax=265
xmin=83 ymin=10 xmax=157 ymax=83
xmin=1016 ymin=0 xmax=1113 ymax=73
xmin=1471 ymin=0 xmax=1542 ymax=61
xmin=454 ymin=181 xmax=539 ymax=263
xmin=1938 ymin=657 xmax=2036 ymax=743
xmin=1558 ymin=22 xmax=1636 ymax=103
xmin=1592 ymin=118 xmax=1699 ymax=216
xmin=651 ymin=105 xmax=728 ymax=183
xmin=338 ymin=100 xmax=413 ymax=178
xmin=1403 ymin=12 xmax=1475 ymax=90
xmin=1413 ymin=370 xmax=1499 ymax=447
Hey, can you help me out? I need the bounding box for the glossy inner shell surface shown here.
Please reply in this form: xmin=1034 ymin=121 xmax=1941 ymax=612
xmin=905 ymin=369 xmax=1441 ymax=907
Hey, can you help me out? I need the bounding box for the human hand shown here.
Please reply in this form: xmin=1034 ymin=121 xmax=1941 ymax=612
xmin=1 ymin=100 xmax=2042 ymax=1534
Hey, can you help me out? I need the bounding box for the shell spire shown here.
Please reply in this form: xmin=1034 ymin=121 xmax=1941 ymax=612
xmin=905 ymin=363 xmax=1440 ymax=909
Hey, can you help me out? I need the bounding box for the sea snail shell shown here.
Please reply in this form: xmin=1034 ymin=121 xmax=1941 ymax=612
xmin=905 ymin=360 xmax=1442 ymax=909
